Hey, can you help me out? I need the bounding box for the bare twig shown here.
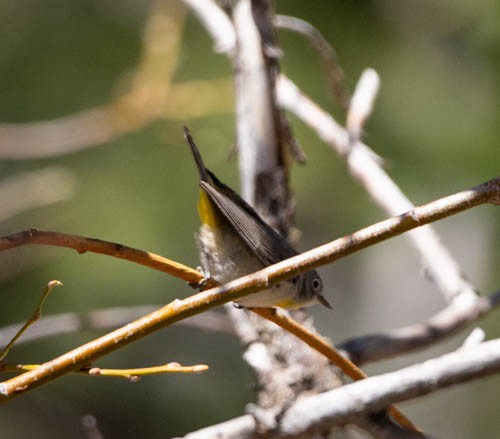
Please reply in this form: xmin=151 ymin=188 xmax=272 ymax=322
xmin=182 ymin=0 xmax=236 ymax=54
xmin=339 ymin=288 xmax=500 ymax=365
xmin=0 ymin=281 xmax=62 ymax=361
xmin=274 ymin=14 xmax=350 ymax=109
xmin=3 ymin=361 xmax=208 ymax=380
xmin=0 ymin=109 xmax=116 ymax=160
xmin=0 ymin=178 xmax=496 ymax=400
xmin=0 ymin=230 xmax=203 ymax=285
xmin=461 ymin=327 xmax=486 ymax=348
xmin=346 ymin=68 xmax=380 ymax=143
xmin=87 ymin=362 xmax=208 ymax=379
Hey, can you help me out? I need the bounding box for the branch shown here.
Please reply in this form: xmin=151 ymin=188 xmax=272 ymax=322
xmin=0 ymin=281 xmax=62 ymax=361
xmin=182 ymin=338 xmax=500 ymax=438
xmin=274 ymin=14 xmax=350 ymax=109
xmin=0 ymin=178 xmax=496 ymax=400
xmin=279 ymin=339 xmax=500 ymax=437
xmin=181 ymin=0 xmax=236 ymax=54
xmin=0 ymin=230 xmax=203 ymax=285
xmin=340 ymin=288 xmax=500 ymax=365
xmin=3 ymin=361 xmax=208 ymax=380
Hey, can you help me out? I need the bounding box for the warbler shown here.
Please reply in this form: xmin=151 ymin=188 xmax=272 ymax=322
xmin=184 ymin=127 xmax=331 ymax=309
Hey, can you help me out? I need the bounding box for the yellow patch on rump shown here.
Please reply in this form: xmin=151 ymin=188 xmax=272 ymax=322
xmin=197 ymin=190 xmax=218 ymax=228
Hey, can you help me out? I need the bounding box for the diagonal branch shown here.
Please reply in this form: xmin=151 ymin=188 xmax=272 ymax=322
xmin=0 ymin=178 xmax=497 ymax=401
xmin=339 ymin=288 xmax=500 ymax=365
xmin=279 ymin=338 xmax=500 ymax=437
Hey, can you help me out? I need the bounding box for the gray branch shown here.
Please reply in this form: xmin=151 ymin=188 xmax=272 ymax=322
xmin=280 ymin=338 xmax=500 ymax=437
xmin=181 ymin=338 xmax=500 ymax=438
xmin=339 ymin=289 xmax=500 ymax=365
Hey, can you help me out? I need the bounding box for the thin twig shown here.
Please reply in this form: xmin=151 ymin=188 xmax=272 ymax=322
xmin=0 ymin=178 xmax=496 ymax=401
xmin=182 ymin=0 xmax=236 ymax=54
xmin=0 ymin=281 xmax=62 ymax=361
xmin=2 ymin=362 xmax=208 ymax=380
xmin=339 ymin=288 xmax=500 ymax=365
xmin=87 ymin=362 xmax=208 ymax=379
xmin=0 ymin=230 xmax=203 ymax=285
xmin=274 ymin=14 xmax=350 ymax=109
xmin=346 ymin=68 xmax=380 ymax=143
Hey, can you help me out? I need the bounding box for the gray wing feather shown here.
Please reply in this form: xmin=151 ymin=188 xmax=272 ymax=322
xmin=200 ymin=180 xmax=297 ymax=266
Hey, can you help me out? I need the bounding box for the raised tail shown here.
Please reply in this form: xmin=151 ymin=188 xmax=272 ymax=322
xmin=183 ymin=126 xmax=210 ymax=183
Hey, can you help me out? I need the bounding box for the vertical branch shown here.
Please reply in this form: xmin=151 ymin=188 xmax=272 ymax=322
xmin=227 ymin=0 xmax=343 ymax=432
xmin=232 ymin=0 xmax=292 ymax=235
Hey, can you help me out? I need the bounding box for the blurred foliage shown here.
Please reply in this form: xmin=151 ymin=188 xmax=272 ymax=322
xmin=0 ymin=0 xmax=498 ymax=438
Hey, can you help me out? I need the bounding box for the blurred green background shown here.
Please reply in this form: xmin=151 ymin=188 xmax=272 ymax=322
xmin=0 ymin=0 xmax=499 ymax=437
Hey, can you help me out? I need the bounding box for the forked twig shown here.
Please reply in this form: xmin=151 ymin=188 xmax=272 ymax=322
xmin=0 ymin=281 xmax=62 ymax=361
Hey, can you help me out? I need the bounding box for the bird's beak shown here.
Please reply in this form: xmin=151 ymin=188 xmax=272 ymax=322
xmin=317 ymin=294 xmax=333 ymax=309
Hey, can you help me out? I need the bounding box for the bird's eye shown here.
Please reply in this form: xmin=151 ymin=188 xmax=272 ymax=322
xmin=312 ymin=278 xmax=322 ymax=292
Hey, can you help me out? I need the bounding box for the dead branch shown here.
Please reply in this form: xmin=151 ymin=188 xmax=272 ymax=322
xmin=340 ymin=288 xmax=500 ymax=365
xmin=279 ymin=338 xmax=500 ymax=437
xmin=274 ymin=14 xmax=350 ymax=109
xmin=181 ymin=338 xmax=500 ymax=438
